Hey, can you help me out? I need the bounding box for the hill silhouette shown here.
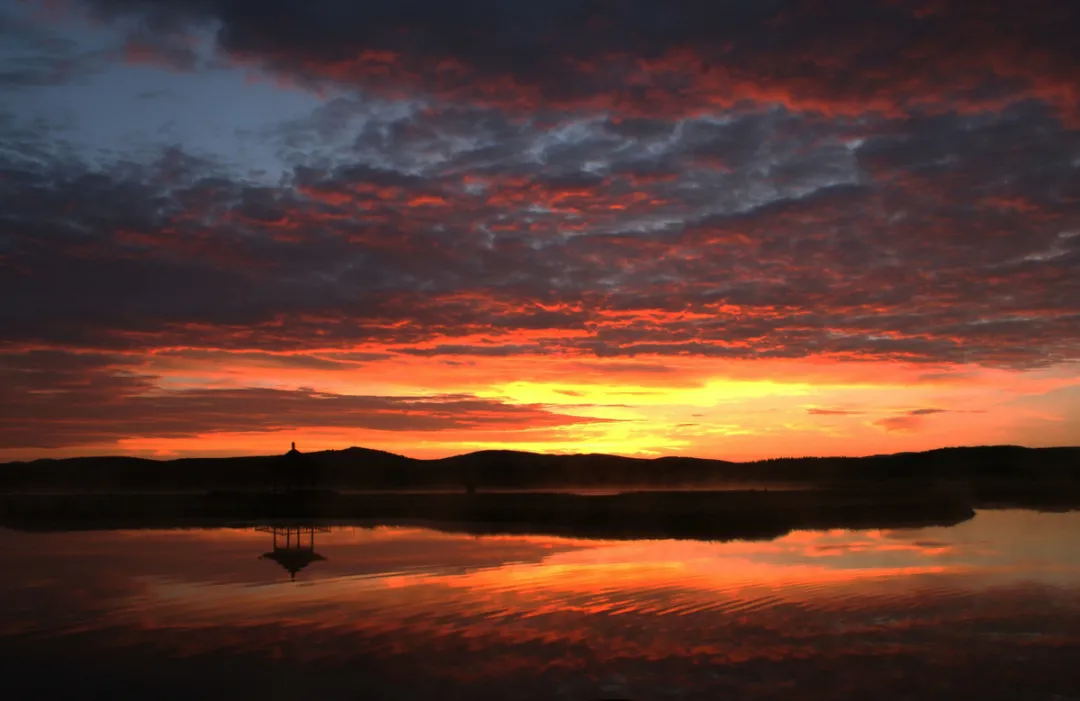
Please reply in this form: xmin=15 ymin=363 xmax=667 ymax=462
xmin=0 ymin=444 xmax=1077 ymax=493
xmin=1 ymin=445 xmax=1076 ymax=540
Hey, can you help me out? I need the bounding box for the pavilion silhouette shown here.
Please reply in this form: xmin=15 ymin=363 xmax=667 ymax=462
xmin=269 ymin=441 xmax=319 ymax=494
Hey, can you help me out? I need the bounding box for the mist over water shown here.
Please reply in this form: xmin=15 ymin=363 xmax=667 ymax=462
xmin=1 ymin=510 xmax=1078 ymax=700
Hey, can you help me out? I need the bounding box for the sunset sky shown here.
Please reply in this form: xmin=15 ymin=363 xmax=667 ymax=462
xmin=1 ymin=0 xmax=1078 ymax=461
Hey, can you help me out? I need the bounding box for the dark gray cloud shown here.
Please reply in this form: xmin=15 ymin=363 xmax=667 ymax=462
xmin=0 ymin=8 xmax=109 ymax=87
xmin=0 ymin=350 xmax=607 ymax=448
xmin=2 ymin=0 xmax=1078 ymax=455
xmin=73 ymin=0 xmax=1080 ymax=122
xmin=0 ymin=1 xmax=1077 ymax=393
xmin=2 ymin=99 xmax=1079 ymax=369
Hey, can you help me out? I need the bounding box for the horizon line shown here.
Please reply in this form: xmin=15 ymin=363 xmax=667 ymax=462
xmin=5 ymin=442 xmax=1078 ymax=466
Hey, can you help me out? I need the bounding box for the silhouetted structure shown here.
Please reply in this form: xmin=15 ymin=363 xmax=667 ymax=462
xmin=270 ymin=442 xmax=318 ymax=494
xmin=257 ymin=524 xmax=330 ymax=581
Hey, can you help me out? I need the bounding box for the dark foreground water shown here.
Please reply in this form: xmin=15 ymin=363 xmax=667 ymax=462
xmin=1 ymin=510 xmax=1078 ymax=700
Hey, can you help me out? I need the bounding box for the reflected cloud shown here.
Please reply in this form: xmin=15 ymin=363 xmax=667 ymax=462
xmin=1 ymin=511 xmax=1079 ymax=699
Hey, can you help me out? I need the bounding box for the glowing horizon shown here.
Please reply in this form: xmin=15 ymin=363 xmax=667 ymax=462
xmin=3 ymin=349 xmax=1076 ymax=461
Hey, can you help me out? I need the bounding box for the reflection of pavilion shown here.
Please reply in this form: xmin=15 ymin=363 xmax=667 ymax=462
xmin=257 ymin=525 xmax=331 ymax=581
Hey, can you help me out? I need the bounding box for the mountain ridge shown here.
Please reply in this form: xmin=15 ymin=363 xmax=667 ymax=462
xmin=7 ymin=443 xmax=1075 ymax=467
xmin=1 ymin=444 xmax=1077 ymax=493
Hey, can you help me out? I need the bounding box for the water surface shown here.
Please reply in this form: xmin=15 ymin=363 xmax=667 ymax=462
xmin=1 ymin=510 xmax=1078 ymax=700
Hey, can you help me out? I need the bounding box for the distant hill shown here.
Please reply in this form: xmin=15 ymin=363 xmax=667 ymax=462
xmin=0 ymin=445 xmax=1077 ymax=493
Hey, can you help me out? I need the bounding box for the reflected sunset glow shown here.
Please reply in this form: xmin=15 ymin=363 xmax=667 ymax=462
xmin=1 ymin=512 xmax=1079 ymax=698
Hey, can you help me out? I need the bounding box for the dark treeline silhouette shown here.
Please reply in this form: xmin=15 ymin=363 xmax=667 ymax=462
xmin=2 ymin=445 xmax=1077 ymax=539
xmin=0 ymin=489 xmax=977 ymax=542
xmin=0 ymin=445 xmax=1077 ymax=494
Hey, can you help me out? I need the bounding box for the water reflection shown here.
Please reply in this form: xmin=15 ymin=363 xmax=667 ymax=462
xmin=0 ymin=510 xmax=1078 ymax=700
xmin=257 ymin=525 xmax=330 ymax=581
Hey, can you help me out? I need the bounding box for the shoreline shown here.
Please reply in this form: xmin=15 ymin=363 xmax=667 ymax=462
xmin=0 ymin=487 xmax=991 ymax=541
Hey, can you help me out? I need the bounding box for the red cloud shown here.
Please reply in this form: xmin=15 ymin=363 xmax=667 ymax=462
xmin=0 ymin=351 xmax=613 ymax=449
xmin=64 ymin=0 xmax=1080 ymax=122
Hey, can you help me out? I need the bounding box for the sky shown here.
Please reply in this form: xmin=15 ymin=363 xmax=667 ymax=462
xmin=0 ymin=0 xmax=1078 ymax=461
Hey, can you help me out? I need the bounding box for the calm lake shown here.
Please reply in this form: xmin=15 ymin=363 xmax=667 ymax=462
xmin=1 ymin=509 xmax=1078 ymax=700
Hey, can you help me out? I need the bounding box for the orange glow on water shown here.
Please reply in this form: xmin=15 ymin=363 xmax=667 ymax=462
xmin=2 ymin=511 xmax=1079 ymax=689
